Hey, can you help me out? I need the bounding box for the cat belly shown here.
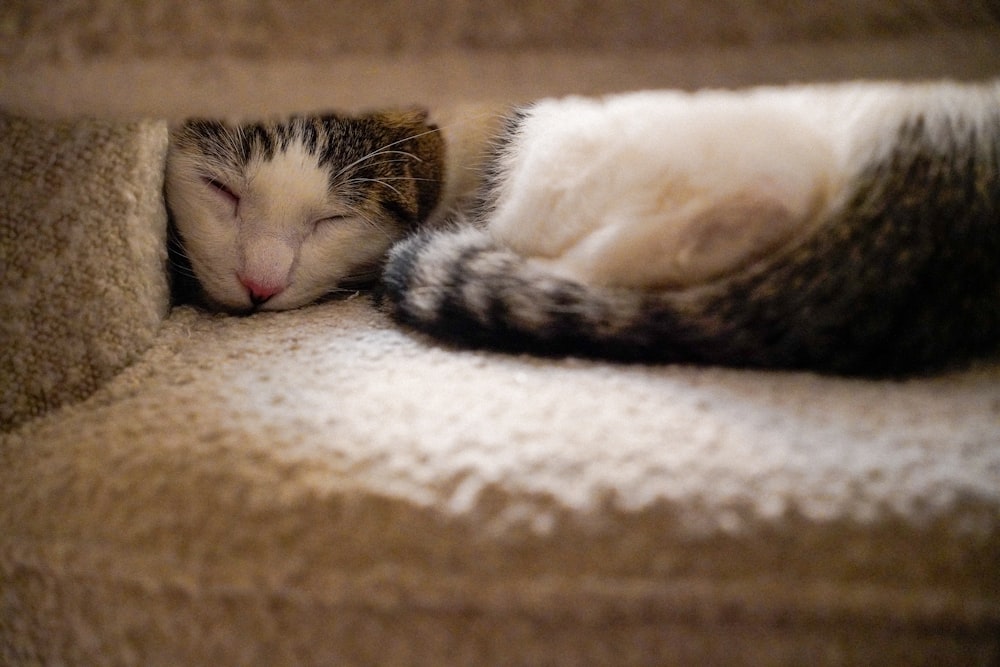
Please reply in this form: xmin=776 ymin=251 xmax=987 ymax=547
xmin=487 ymin=89 xmax=863 ymax=289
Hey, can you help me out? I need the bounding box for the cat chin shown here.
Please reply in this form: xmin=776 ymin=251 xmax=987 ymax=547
xmin=197 ymin=271 xmax=377 ymax=313
xmin=196 ymin=285 xmax=307 ymax=314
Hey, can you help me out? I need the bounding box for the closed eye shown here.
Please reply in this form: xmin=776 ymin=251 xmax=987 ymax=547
xmin=313 ymin=214 xmax=350 ymax=231
xmin=203 ymin=176 xmax=240 ymax=211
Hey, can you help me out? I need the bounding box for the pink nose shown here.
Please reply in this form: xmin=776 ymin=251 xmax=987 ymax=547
xmin=238 ymin=275 xmax=285 ymax=305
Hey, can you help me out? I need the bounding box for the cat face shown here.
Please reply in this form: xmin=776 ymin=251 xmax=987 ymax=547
xmin=165 ymin=110 xmax=444 ymax=312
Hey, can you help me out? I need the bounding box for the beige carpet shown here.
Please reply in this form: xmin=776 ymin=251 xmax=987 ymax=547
xmin=5 ymin=295 xmax=1000 ymax=663
xmin=0 ymin=114 xmax=169 ymax=429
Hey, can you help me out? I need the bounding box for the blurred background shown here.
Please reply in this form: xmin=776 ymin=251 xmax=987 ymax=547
xmin=2 ymin=0 xmax=999 ymax=118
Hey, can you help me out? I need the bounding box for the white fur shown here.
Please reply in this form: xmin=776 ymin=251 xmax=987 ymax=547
xmin=167 ymin=142 xmax=395 ymax=310
xmin=488 ymin=80 xmax=1000 ymax=288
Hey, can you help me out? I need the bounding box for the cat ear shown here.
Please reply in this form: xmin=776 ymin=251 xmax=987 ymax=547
xmin=388 ymin=106 xmax=430 ymax=126
xmin=386 ymin=108 xmax=446 ymax=224
xmin=359 ymin=107 xmax=446 ymax=224
xmin=366 ymin=107 xmax=427 ymax=128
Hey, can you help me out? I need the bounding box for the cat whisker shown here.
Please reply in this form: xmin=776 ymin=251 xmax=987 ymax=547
xmin=331 ymin=148 xmax=422 ymax=183
xmin=340 ymin=203 xmax=396 ymax=241
xmin=169 ymin=265 xmax=199 ymax=280
xmin=341 ymin=178 xmax=406 ymax=198
xmin=327 ymin=156 xmax=425 ymax=193
xmin=166 ymin=256 xmax=199 ymax=280
xmin=345 ymin=175 xmax=438 ymax=183
xmin=327 ymin=123 xmax=446 ymax=182
xmin=167 ymin=241 xmax=193 ymax=262
xmin=328 ymin=157 xmax=413 ymax=183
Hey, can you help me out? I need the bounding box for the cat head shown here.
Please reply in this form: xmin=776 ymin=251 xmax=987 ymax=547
xmin=165 ymin=109 xmax=445 ymax=312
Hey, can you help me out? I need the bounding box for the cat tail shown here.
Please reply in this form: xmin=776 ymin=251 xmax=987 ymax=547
xmin=382 ymin=226 xmax=808 ymax=371
xmin=383 ymin=194 xmax=1000 ymax=377
xmin=383 ymin=112 xmax=1000 ymax=376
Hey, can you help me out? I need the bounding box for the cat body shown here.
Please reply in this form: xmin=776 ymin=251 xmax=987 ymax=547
xmin=166 ymin=81 xmax=1000 ymax=374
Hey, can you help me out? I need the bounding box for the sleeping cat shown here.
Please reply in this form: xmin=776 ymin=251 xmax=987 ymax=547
xmin=166 ymin=80 xmax=1000 ymax=375
xmin=165 ymin=109 xmax=448 ymax=311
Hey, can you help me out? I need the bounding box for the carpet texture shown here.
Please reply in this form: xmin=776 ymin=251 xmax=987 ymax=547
xmin=1 ymin=0 xmax=999 ymax=664
xmin=0 ymin=114 xmax=170 ymax=431
xmin=3 ymin=300 xmax=999 ymax=664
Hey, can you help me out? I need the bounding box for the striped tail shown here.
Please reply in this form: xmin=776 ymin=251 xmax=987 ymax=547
xmin=383 ymin=120 xmax=1000 ymax=376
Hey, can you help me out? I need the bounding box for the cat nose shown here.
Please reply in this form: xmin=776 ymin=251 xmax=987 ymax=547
xmin=238 ymin=275 xmax=285 ymax=305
